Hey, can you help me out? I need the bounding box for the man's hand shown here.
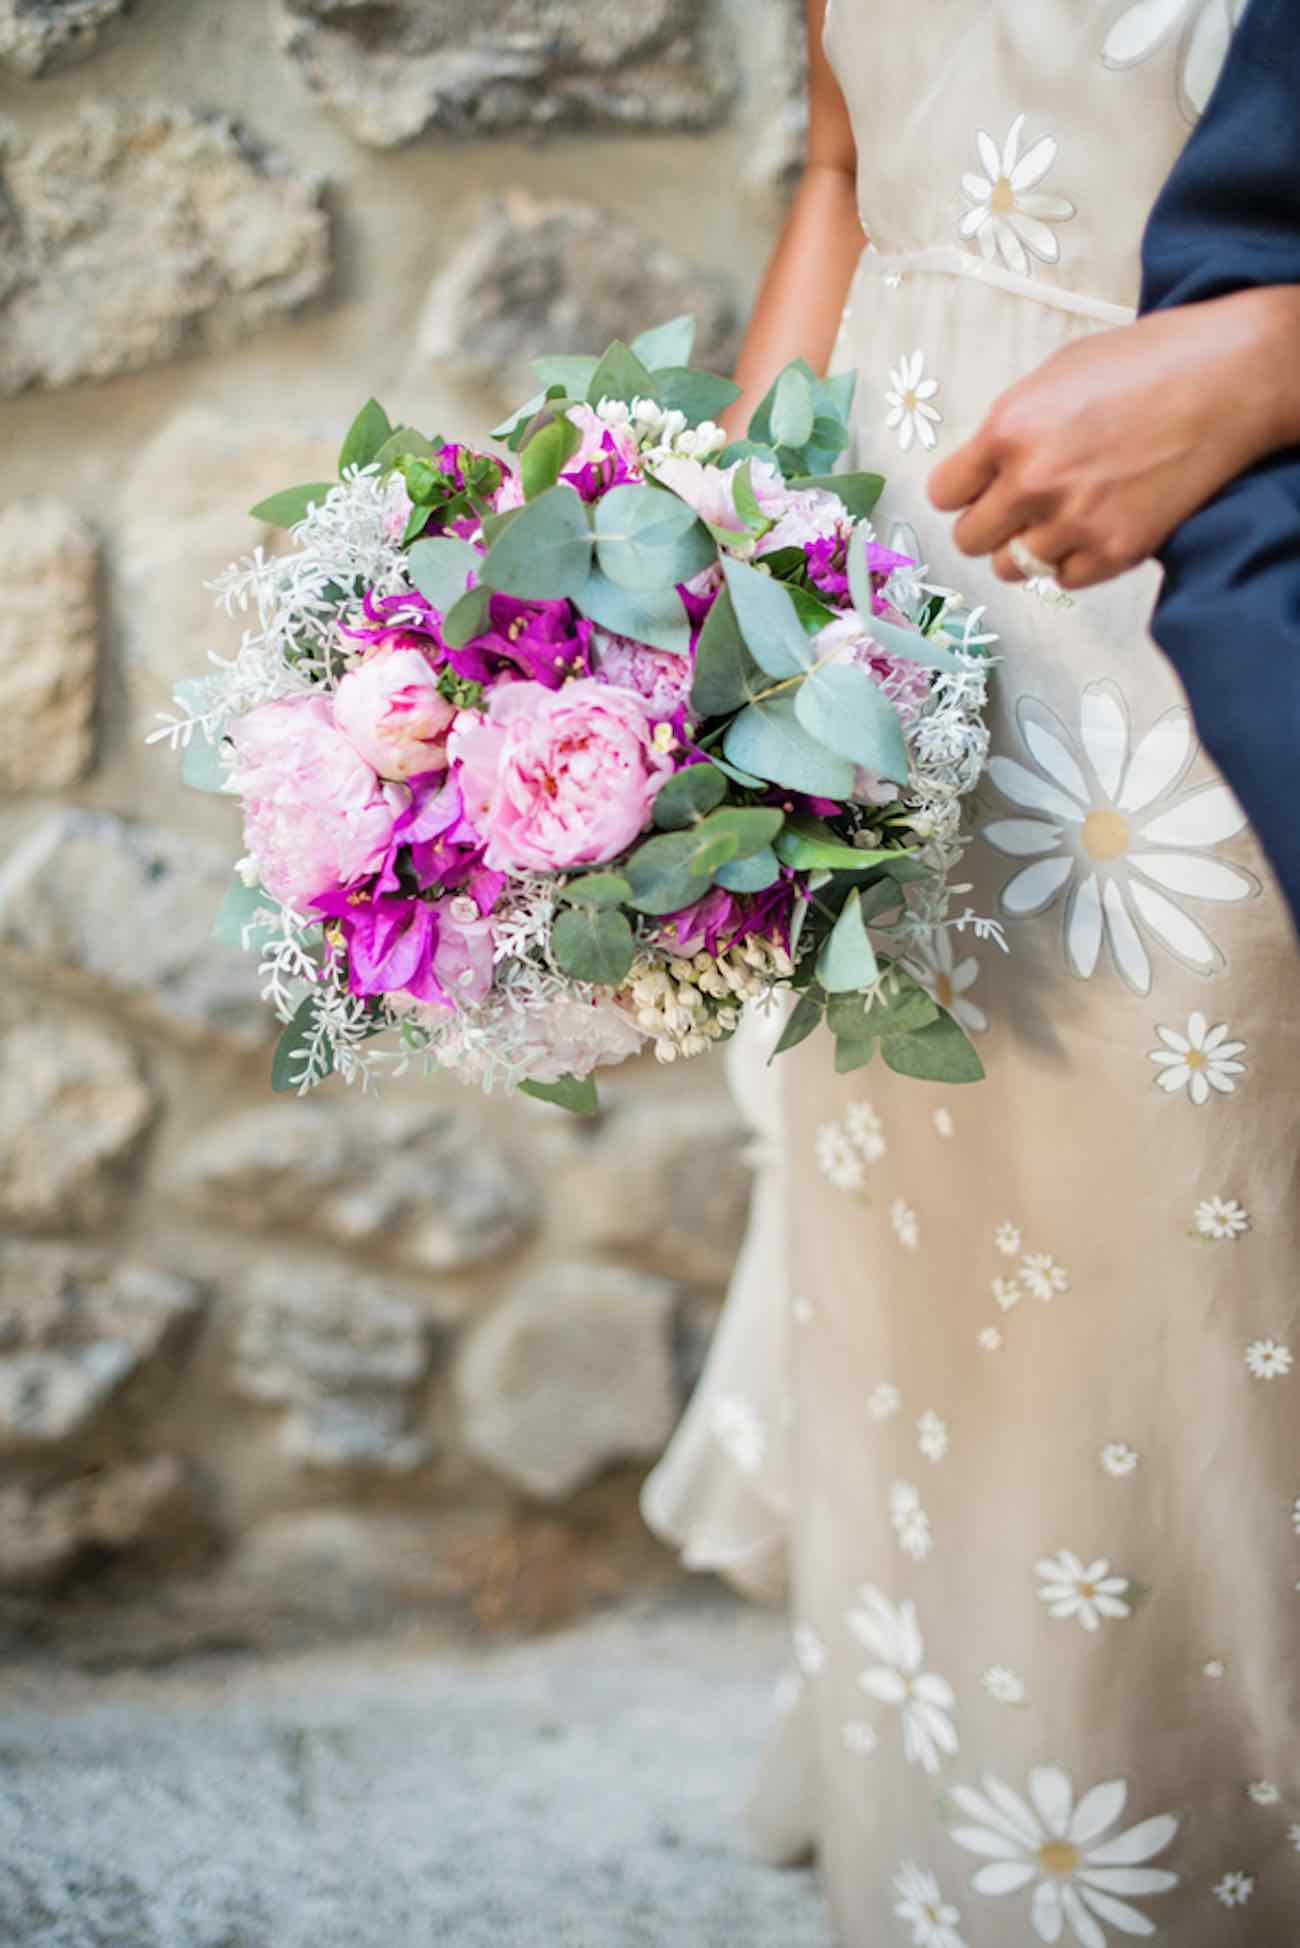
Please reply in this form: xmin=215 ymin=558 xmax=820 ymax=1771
xmin=927 ymin=288 xmax=1300 ymax=591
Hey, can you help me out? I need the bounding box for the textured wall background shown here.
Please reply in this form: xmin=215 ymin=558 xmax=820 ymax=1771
xmin=0 ymin=0 xmax=802 ymax=1659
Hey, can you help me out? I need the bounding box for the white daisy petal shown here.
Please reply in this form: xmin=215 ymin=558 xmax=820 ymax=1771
xmin=1023 ymin=719 xmax=1092 ymax=802
xmin=1069 ymin=1779 xmax=1128 ymax=1846
xmin=976 ymin=129 xmax=1003 ymax=181
xmin=1075 ymin=1885 xmax=1159 ymax=1936
xmin=1008 ymin=132 xmax=1058 ymax=191
xmin=1130 ymin=851 xmax=1255 ymax=903
xmin=1083 ymin=1814 xmax=1179 ymax=1866
xmin=1182 ymin=0 xmax=1234 ymax=115
xmin=1138 ymin=781 xmax=1248 ymax=846
xmin=972 ymin=1860 xmax=1039 ymax=1895
xmin=1002 ymin=854 xmax=1074 ymax=917
xmin=1077 ymin=1867 xmax=1179 ymax=1897
xmin=1033 ymin=1878 xmax=1066 ymax=1942
xmin=962 ymin=171 xmax=993 ymax=202
xmin=989 ymin=756 xmax=1088 ymax=820
xmin=1079 ymin=683 xmax=1129 ymax=798
xmin=1127 ymin=880 xmax=1221 ymax=970
xmin=1059 ymin=1885 xmax=1108 ymax=1948
xmin=1017 ymin=191 xmax=1078 ymax=220
xmin=1101 ymin=880 xmax=1151 ymax=993
xmin=1066 ymin=872 xmax=1104 ymax=978
xmin=1007 ymin=213 xmax=1063 ymax=263
xmin=994 ymin=221 xmax=1031 ymax=277
xmin=1001 ymin=112 xmax=1027 ymax=175
xmin=1029 ymin=1765 xmax=1075 ymax=1838
xmin=1116 ymin=709 xmax=1192 ymax=811
xmin=1102 ymin=0 xmax=1189 ymax=69
xmin=982 ymin=817 xmax=1062 ymax=857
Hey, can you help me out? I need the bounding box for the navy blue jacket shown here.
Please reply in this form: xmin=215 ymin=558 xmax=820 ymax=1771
xmin=1140 ymin=0 xmax=1300 ymax=930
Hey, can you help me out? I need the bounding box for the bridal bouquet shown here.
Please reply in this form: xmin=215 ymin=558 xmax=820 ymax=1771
xmin=154 ymin=317 xmax=997 ymax=1110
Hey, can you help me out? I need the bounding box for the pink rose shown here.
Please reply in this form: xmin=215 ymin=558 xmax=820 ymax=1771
xmin=335 ymin=646 xmax=457 ymax=780
xmin=229 ymin=694 xmax=401 ymax=908
xmin=448 ymin=678 xmax=672 ymax=873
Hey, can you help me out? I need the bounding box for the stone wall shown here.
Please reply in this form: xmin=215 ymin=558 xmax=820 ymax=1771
xmin=0 ymin=0 xmax=801 ymax=1654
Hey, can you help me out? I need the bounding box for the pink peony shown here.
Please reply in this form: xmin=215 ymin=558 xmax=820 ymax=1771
xmin=229 ymin=694 xmax=401 ymax=908
xmin=334 ymin=646 xmax=458 ymax=780
xmin=592 ymin=629 xmax=694 ymax=719
xmin=448 ymin=678 xmax=672 ymax=873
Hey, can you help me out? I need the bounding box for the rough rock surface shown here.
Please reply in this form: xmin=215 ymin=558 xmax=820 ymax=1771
xmin=455 ymin=1260 xmax=678 ymax=1500
xmin=0 ymin=0 xmax=129 ymax=77
xmin=0 ymin=809 xmax=265 ymax=1042
xmin=0 ymin=1006 xmax=153 ymax=1232
xmin=0 ymin=101 xmax=331 ymax=396
xmin=230 ymin=1258 xmax=437 ymax=1471
xmin=0 ymin=1455 xmax=193 ymax=1592
xmin=0 ymin=499 xmax=98 ymax=793
xmin=277 ymin=0 xmax=732 ymax=148
xmin=573 ymin=1097 xmax=755 ymax=1288
xmin=173 ymin=1098 xmax=536 ymax=1276
xmin=748 ymin=0 xmax=808 ymax=193
xmin=0 ymin=1245 xmax=204 ymax=1457
xmin=420 ymin=191 xmax=740 ymax=398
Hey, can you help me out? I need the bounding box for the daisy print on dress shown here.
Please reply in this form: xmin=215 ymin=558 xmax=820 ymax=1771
xmin=1192 ymin=1194 xmax=1250 ymax=1240
xmin=891 ymin=1198 xmax=921 ymax=1249
xmin=918 ymin=1411 xmax=950 ymax=1463
xmin=1212 ymin=1869 xmax=1254 ymax=1907
xmin=893 ymin=1860 xmax=967 ymax=1948
xmin=982 ymin=1665 xmax=1027 ymax=1705
xmin=982 ymin=681 xmax=1256 ymax=994
xmin=947 ymin=1765 xmax=1180 ymax=1944
xmin=1100 ymin=1443 xmax=1140 ymax=1477
xmin=1150 ymin=1012 xmax=1246 ymax=1103
xmin=906 ymin=929 xmax=988 ymax=1035
xmin=890 ymin=1480 xmax=934 ymax=1561
xmin=1037 ymin=1550 xmax=1133 ymax=1631
xmin=848 ymin=1585 xmax=958 ymax=1775
xmin=1102 ymin=0 xmax=1247 ymax=123
xmin=885 ymin=350 xmax=942 ymax=453
xmin=959 ymin=114 xmax=1076 ymax=275
xmin=1021 ymin=1253 xmax=1069 ymax=1302
xmin=1245 ymin=1338 xmax=1293 ymax=1380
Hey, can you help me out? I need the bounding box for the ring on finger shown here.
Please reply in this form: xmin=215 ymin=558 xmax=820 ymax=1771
xmin=1008 ymin=534 xmax=1059 ymax=581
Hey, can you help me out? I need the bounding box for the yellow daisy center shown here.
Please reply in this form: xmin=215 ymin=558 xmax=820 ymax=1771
xmin=1185 ymin=1048 xmax=1207 ymax=1071
xmin=990 ymin=175 xmax=1017 ymax=214
xmin=1081 ymin=807 xmax=1130 ymax=861
xmin=1038 ymin=1841 xmax=1081 ymax=1879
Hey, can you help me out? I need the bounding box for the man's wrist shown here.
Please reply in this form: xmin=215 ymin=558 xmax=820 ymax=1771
xmin=1235 ymin=285 xmax=1300 ymax=456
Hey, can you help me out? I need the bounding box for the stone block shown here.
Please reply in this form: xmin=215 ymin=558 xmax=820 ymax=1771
xmin=0 ymin=1004 xmax=153 ymax=1232
xmin=0 ymin=1455 xmax=193 ymax=1592
xmin=419 ymin=191 xmax=739 ymax=401
xmin=0 ymin=809 xmax=265 ymax=1045
xmin=0 ymin=101 xmax=331 ymax=396
xmin=0 ymin=0 xmax=129 ymax=77
xmin=172 ymin=1098 xmax=536 ymax=1276
xmin=230 ymin=1258 xmax=436 ymax=1472
xmin=0 ymin=499 xmax=98 ymax=793
xmin=0 ymin=1244 xmax=204 ymax=1457
xmin=454 ymin=1259 xmax=677 ymax=1500
xmin=277 ymin=0 xmax=732 ymax=148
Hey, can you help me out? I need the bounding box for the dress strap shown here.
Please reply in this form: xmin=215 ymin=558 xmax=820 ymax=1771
xmin=866 ymin=244 xmax=1137 ymax=329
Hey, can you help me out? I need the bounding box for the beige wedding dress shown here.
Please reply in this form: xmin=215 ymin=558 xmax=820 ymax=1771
xmin=644 ymin=4 xmax=1300 ymax=1943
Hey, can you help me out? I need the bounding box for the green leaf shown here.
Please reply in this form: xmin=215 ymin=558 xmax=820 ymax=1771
xmin=623 ymin=827 xmax=739 ymax=915
xmin=551 ymin=906 xmax=637 ymax=986
xmin=479 ymin=506 xmax=524 ymax=548
xmin=827 ymin=975 xmax=936 ymax=1042
xmin=722 ymin=557 xmax=811 ymax=679
xmin=807 ymin=415 xmax=849 ymax=457
xmin=714 ymin=846 xmax=781 ymax=893
xmin=407 ymin=536 xmax=482 ymax=613
xmin=442 ymin=585 xmax=493 ymax=649
xmin=338 ymin=398 xmax=393 ymax=475
xmin=791 ymin=472 xmax=885 ymax=519
xmin=772 ymin=989 xmax=823 ymax=1057
xmin=709 ymin=753 xmax=767 ymax=790
xmin=868 ymin=605 xmax=967 ymax=674
xmin=787 ymin=584 xmax=836 ymax=635
xmin=794 ymin=660 xmax=911 ymax=782
xmin=587 ymin=340 xmax=660 ymax=409
xmin=699 ymin=806 xmax=785 ymax=859
xmin=493 ymin=389 xmax=548 ymax=444
xmin=631 ymin=314 xmax=697 ymax=370
xmin=730 ymin=461 xmax=768 ymax=536
xmin=820 ymin=370 xmax=857 ymax=423
xmin=654 ymin=368 xmax=743 ymax=427
xmin=747 ymin=358 xmax=815 ymax=446
xmin=773 ymin=817 xmax=896 ymax=873
xmin=594 ymin=483 xmax=715 ymax=591
xmin=724 ymin=694 xmax=856 ymax=797
xmin=373 ymin=427 xmax=437 ymax=472
xmin=883 ymin=1010 xmax=986 ymax=1084
xmin=718 ymin=439 xmax=781 ymax=471
xmin=878 ymin=851 xmax=934 ymax=884
xmin=772 ymin=366 xmax=816 ymax=449
xmin=181 ymin=729 xmax=229 ymax=795
xmin=816 ymin=890 xmax=879 ymax=993
xmin=653 ymin=764 xmax=728 ymax=829
xmin=690 ymin=588 xmax=764 ymax=715
xmin=271 ymin=992 xmax=333 ymax=1094
xmin=558 ymin=872 xmax=633 ymax=908
xmin=479 ymin=484 xmax=594 ymax=602
xmin=214 ymin=879 xmax=276 ymax=948
xmin=521 ymin=412 xmax=583 ymax=501
xmin=402 ymin=502 xmax=432 ymax=546
xmin=576 ymin=571 xmax=694 ymax=656
xmin=519 ymin=1073 xmax=600 ymax=1115
xmin=531 ymin=354 xmax=600 ymax=396
xmin=248 ymin=483 xmax=335 ymax=528
xmin=834 ymin=1037 xmax=877 ymax=1074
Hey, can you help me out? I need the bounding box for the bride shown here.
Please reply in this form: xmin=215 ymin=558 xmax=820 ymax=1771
xmin=644 ymin=4 xmax=1300 ymax=1943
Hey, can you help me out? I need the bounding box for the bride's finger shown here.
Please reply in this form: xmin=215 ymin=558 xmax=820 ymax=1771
xmin=951 ymin=480 xmax=1035 ymax=559
xmin=927 ymin=434 xmax=998 ymax=513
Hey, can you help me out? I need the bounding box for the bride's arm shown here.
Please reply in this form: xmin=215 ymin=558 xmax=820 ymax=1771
xmin=723 ymin=0 xmax=867 ymax=435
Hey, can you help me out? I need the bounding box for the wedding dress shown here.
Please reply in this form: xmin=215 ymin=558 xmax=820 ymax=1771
xmin=643 ymin=4 xmax=1300 ymax=1942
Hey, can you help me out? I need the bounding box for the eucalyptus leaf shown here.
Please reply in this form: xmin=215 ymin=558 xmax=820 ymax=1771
xmin=717 ymin=439 xmax=781 ymax=470
xmin=551 ymin=906 xmax=636 ymax=986
xmin=772 ymin=366 xmax=816 ymax=450
xmin=731 ymin=462 xmax=768 ymax=537
xmin=867 ymin=604 xmax=967 ymax=673
xmin=819 ymin=370 xmax=857 ymax=423
xmin=492 ymin=389 xmax=547 ymax=444
xmin=714 ymin=847 xmax=781 ymax=893
xmin=271 ymin=992 xmax=333 ymax=1095
xmin=834 ymin=1038 xmax=877 ymax=1074
xmin=442 ymin=585 xmax=493 ymax=649
xmin=587 ymin=340 xmax=660 ymax=409
xmin=700 ymin=806 xmax=785 ymax=859
xmin=373 ymin=427 xmax=437 ymax=471
xmin=577 ymin=571 xmax=693 ymax=656
xmin=654 ymin=368 xmax=743 ymax=426
xmin=519 ymin=1074 xmax=600 ymax=1115
xmin=708 ymin=754 xmax=767 ymax=790
xmin=795 ymin=661 xmax=911 ymax=782
xmin=631 ymin=314 xmax=697 ymax=370
xmin=248 ymin=483 xmax=335 ymax=528
xmin=521 ymin=412 xmax=583 ymax=501
xmin=181 ymin=729 xmax=229 ymax=795
xmin=791 ymin=471 xmax=885 ymax=519
xmin=531 ymin=354 xmax=600 ymax=396
xmin=722 ymin=557 xmax=811 ymax=679
xmin=828 ymin=976 xmax=936 ymax=1041
xmin=338 ymin=399 xmax=393 ymax=475
xmin=558 ymin=872 xmax=633 ymax=908
xmin=883 ymin=1010 xmax=986 ymax=1083
xmin=747 ymin=358 xmax=815 ymax=447
xmin=816 ymin=890 xmax=879 ymax=993
xmin=652 ymin=764 xmax=728 ymax=830
xmin=479 ymin=506 xmax=525 ymax=547
xmin=594 ymin=484 xmax=714 ymax=591
xmin=407 ymin=536 xmax=482 ymax=613
xmin=623 ymin=827 xmax=738 ymax=915
xmin=214 ymin=879 xmax=277 ymax=949
xmin=691 ymin=590 xmax=763 ymax=716
xmin=479 ymin=485 xmax=593 ymax=602
xmin=773 ymin=818 xmax=896 ymax=873
xmin=772 ymin=989 xmax=823 ymax=1057
xmin=724 ymin=694 xmax=856 ymax=798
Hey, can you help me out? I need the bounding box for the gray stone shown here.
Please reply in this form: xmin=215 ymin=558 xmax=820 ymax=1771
xmin=0 ymin=1006 xmax=154 ymax=1232
xmin=0 ymin=0 xmax=129 ymax=77
xmin=419 ymin=191 xmax=740 ymax=399
xmin=0 ymin=101 xmax=331 ymax=396
xmin=746 ymin=0 xmax=808 ymax=195
xmin=0 ymin=499 xmax=98 ymax=793
xmin=0 ymin=809 xmax=266 ymax=1044
xmin=573 ymin=1097 xmax=754 ymax=1288
xmin=277 ymin=0 xmax=732 ymax=148
xmin=0 ymin=1245 xmax=204 ymax=1457
xmin=230 ymin=1259 xmax=436 ymax=1471
xmin=0 ymin=1455 xmax=191 ymax=1592
xmin=172 ymin=1098 xmax=536 ymax=1276
xmin=455 ymin=1260 xmax=677 ymax=1500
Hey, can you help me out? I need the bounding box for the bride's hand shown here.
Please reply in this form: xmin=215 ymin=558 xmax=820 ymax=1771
xmin=926 ymin=286 xmax=1300 ymax=591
